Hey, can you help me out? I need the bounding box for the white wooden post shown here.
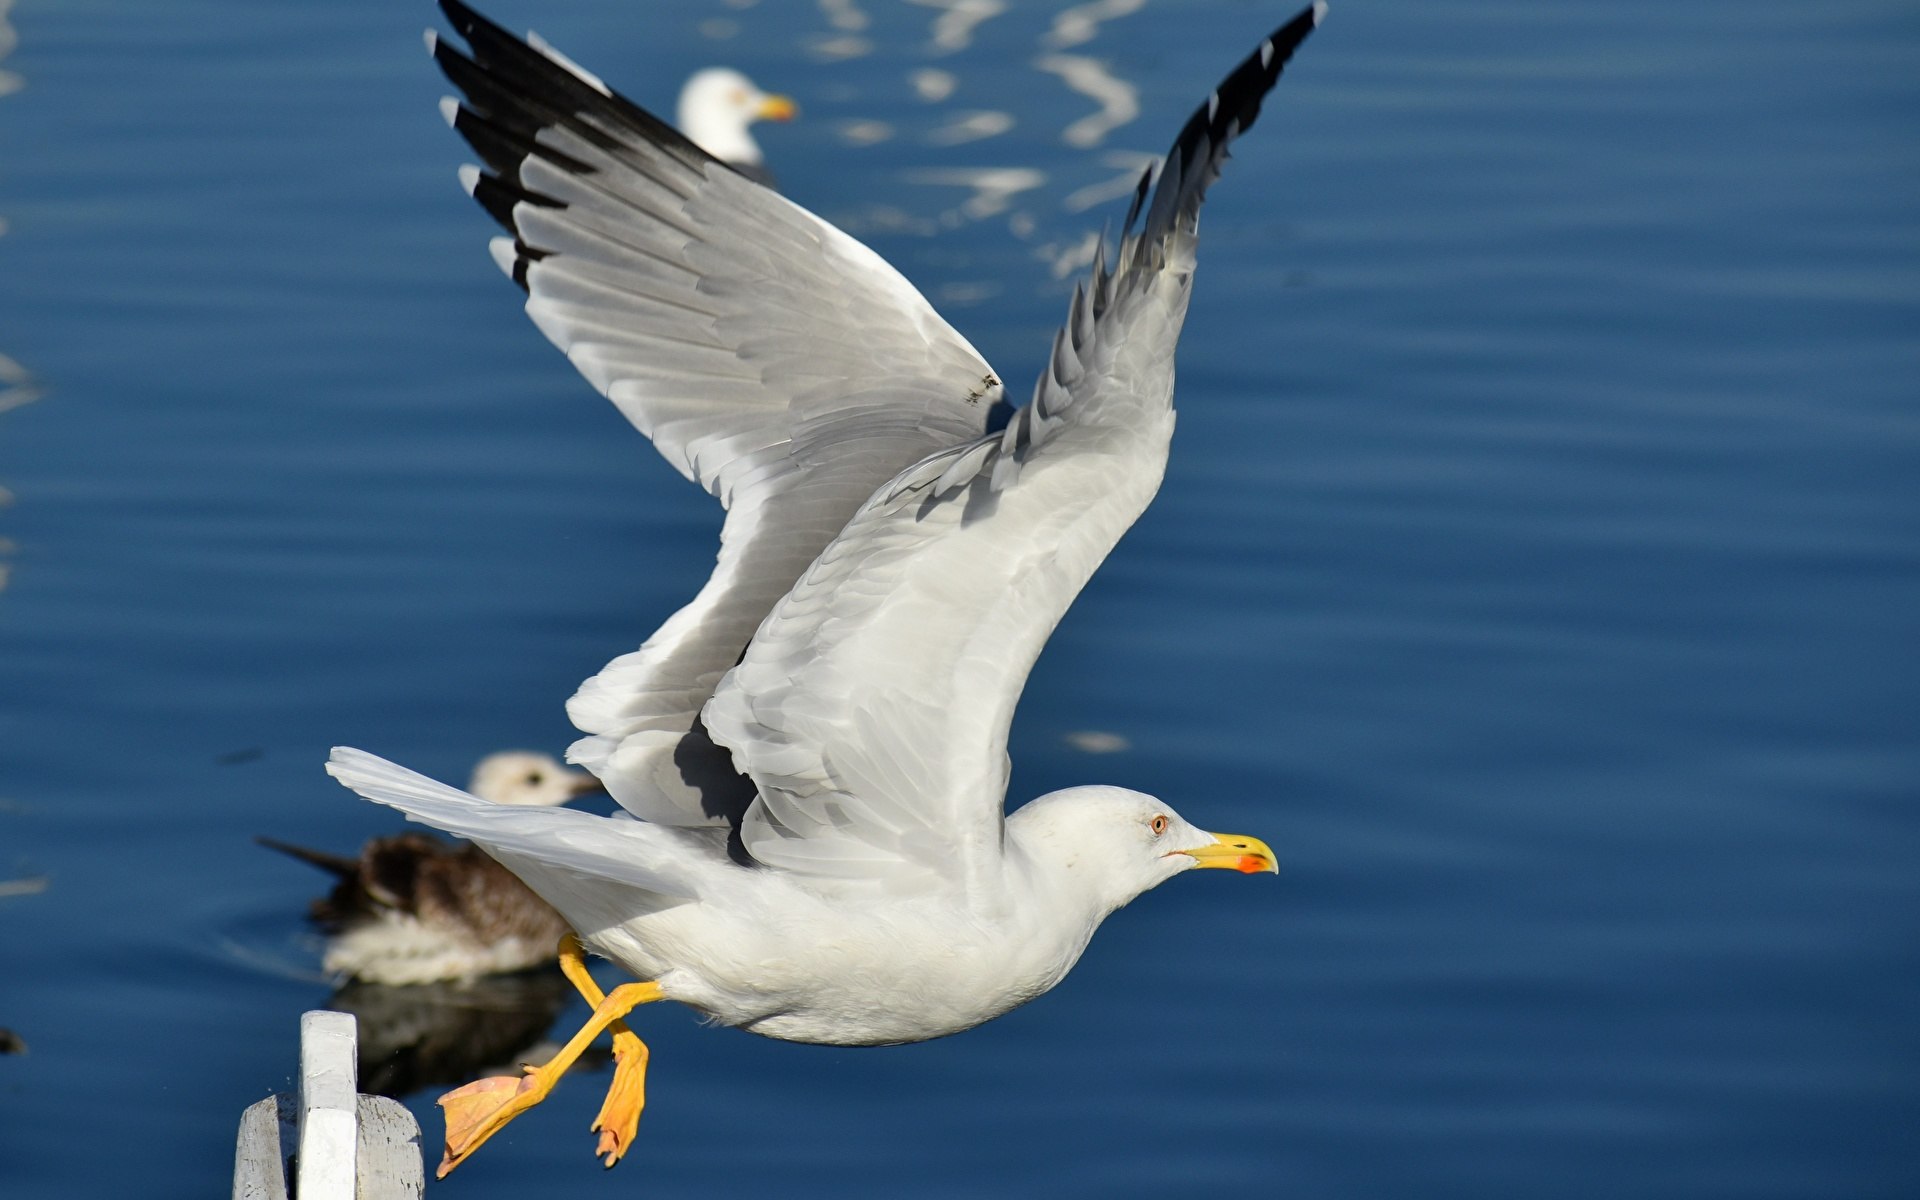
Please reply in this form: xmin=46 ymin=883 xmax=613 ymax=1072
xmin=298 ymin=1010 xmax=360 ymax=1200
xmin=234 ymin=1009 xmax=424 ymax=1199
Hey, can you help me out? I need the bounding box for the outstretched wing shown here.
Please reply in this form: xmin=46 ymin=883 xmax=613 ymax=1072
xmin=703 ymin=6 xmax=1327 ymax=904
xmin=430 ymin=0 xmax=1009 ymax=825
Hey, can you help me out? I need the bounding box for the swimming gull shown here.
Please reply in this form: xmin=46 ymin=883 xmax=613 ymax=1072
xmin=674 ymin=67 xmax=795 ymax=186
xmin=263 ymin=751 xmax=598 ymax=984
xmin=330 ymin=0 xmax=1324 ymax=1176
xmin=517 ymin=30 xmax=794 ymax=183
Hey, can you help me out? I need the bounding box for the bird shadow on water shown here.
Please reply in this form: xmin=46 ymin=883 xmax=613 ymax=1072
xmin=209 ymin=896 xmax=613 ymax=1102
xmin=329 ymin=970 xmax=611 ymax=1099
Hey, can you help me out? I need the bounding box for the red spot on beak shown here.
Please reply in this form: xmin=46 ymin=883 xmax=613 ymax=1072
xmin=1235 ymin=855 xmax=1268 ymax=874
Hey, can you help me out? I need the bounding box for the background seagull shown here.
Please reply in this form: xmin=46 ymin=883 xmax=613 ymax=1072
xmin=509 ymin=30 xmax=795 ymax=183
xmin=675 ymin=66 xmax=795 ymax=186
xmin=331 ymin=0 xmax=1323 ymax=1177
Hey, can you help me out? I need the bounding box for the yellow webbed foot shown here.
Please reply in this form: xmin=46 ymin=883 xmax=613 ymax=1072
xmin=432 ymin=939 xmax=667 ymax=1177
xmin=436 ymin=1071 xmax=549 ymax=1178
xmin=590 ymin=1028 xmax=651 ymax=1167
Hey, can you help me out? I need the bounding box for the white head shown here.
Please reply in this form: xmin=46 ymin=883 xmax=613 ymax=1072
xmin=1005 ymin=786 xmax=1277 ymax=917
xmin=676 ymin=67 xmax=796 ymax=166
xmin=466 ymin=751 xmax=603 ymax=807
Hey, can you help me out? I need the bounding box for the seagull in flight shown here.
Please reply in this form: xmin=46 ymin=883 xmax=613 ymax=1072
xmin=330 ymin=0 xmax=1326 ymax=1176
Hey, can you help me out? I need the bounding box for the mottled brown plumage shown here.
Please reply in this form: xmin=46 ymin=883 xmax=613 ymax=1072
xmin=321 ymin=833 xmax=563 ymax=940
xmin=264 ymin=750 xmax=598 ymax=983
xmin=262 ymin=832 xmax=571 ymax=984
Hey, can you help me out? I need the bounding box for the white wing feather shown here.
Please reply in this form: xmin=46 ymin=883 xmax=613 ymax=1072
xmin=702 ymin=6 xmax=1326 ymax=902
xmin=432 ymin=3 xmax=1007 ymax=826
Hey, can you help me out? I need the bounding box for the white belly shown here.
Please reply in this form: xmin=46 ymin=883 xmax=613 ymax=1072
xmin=580 ymin=890 xmax=1091 ymax=1047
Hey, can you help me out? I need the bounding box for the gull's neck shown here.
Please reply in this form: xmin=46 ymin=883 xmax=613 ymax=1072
xmin=1002 ymin=797 xmax=1143 ymax=932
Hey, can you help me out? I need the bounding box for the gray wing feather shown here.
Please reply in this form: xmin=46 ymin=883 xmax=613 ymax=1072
xmin=704 ymin=6 xmax=1327 ymax=901
xmin=431 ymin=1 xmax=1007 ymax=825
xmin=324 ymin=748 xmax=696 ymax=902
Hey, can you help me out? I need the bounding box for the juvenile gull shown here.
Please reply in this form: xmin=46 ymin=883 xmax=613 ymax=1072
xmin=331 ymin=0 xmax=1325 ymax=1176
xmin=263 ymin=751 xmax=600 ymax=984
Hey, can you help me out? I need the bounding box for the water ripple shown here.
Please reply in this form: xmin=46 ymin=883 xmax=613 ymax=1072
xmin=1044 ymin=0 xmax=1149 ymax=51
xmin=925 ymin=109 xmax=1015 ymax=146
xmin=1034 ymin=52 xmax=1140 ymax=148
xmin=905 ymin=166 xmax=1047 ymax=221
xmin=1062 ymin=149 xmax=1160 ymax=214
xmin=818 ymin=0 xmax=869 ymax=33
xmin=910 ymin=67 xmax=957 ymax=103
xmin=908 ymin=0 xmax=1007 ymax=55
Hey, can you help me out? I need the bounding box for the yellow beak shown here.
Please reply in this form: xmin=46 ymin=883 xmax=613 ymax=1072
xmin=757 ymin=93 xmax=798 ymax=122
xmin=1178 ymin=832 xmax=1278 ymax=875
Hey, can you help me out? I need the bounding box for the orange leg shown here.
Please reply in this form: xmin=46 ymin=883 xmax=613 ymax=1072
xmin=434 ymin=938 xmax=663 ymax=1177
xmin=555 ymin=934 xmax=653 ymax=1166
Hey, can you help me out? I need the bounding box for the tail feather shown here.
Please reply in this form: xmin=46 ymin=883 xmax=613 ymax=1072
xmin=255 ymin=836 xmax=358 ymax=879
xmin=325 ymin=747 xmax=698 ymax=902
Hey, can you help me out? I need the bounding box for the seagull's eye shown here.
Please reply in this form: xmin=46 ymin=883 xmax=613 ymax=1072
xmin=1149 ymin=815 xmax=1169 ymax=836
xmin=731 ymin=88 xmax=748 ymax=105
xmin=524 ymin=772 xmax=544 ymax=786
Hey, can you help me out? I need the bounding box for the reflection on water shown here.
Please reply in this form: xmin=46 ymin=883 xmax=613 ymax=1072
xmin=0 ymin=0 xmax=21 ymax=97
xmin=1034 ymin=53 xmax=1140 ymax=148
xmin=794 ymin=0 xmax=1166 ymax=268
xmin=0 ymin=635 xmax=41 ymax=1050
xmin=802 ymin=0 xmax=871 ymax=61
xmin=329 ymin=971 xmax=608 ymax=1099
xmin=1035 ymin=228 xmax=1100 ymax=280
xmin=924 ymin=108 xmax=1013 ymax=146
xmin=905 ymin=165 xmax=1044 ymax=221
xmin=1060 ymin=148 xmax=1157 ymax=213
xmin=909 ymin=66 xmax=956 ymax=103
xmin=0 ymin=0 xmax=28 ymax=599
xmin=805 ymin=0 xmax=872 ymax=62
xmin=835 ymin=117 xmax=893 ymax=146
xmin=818 ymin=0 xmax=868 ymax=33
xmin=1044 ymin=0 xmax=1147 ymax=50
xmin=0 ymin=355 xmax=39 ymax=413
xmin=908 ymin=0 xmax=1006 ymax=55
xmin=0 ymin=480 xmax=12 ymax=592
xmin=804 ymin=31 xmax=871 ymax=61
xmin=0 ymin=873 xmax=47 ymax=898
xmin=1063 ymin=730 xmax=1130 ymax=755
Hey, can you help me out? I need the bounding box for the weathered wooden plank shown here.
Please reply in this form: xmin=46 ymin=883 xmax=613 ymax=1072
xmin=233 ymin=1010 xmax=426 ymax=1198
xmin=298 ymin=1010 xmax=359 ymax=1200
xmin=357 ymin=1095 xmax=426 ymax=1198
xmin=232 ymin=1092 xmax=295 ymax=1200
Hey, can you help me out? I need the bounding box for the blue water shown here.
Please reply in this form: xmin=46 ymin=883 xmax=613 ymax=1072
xmin=2 ymin=0 xmax=1916 ymax=1195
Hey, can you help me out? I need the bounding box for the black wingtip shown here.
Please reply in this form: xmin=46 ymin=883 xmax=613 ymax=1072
xmin=431 ymin=0 xmax=736 ymax=247
xmin=1173 ymin=2 xmax=1323 ymax=177
xmin=1119 ymin=2 xmax=1325 ymax=259
xmin=438 ymin=0 xmax=489 ymax=38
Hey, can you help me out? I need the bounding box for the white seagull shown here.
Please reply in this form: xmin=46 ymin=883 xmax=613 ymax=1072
xmin=330 ymin=0 xmax=1324 ymax=1177
xmin=674 ymin=66 xmax=795 ymax=186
